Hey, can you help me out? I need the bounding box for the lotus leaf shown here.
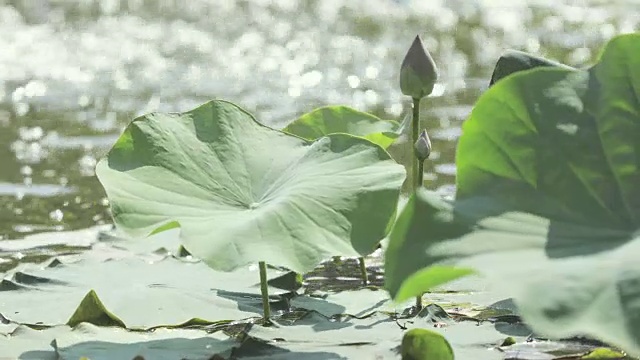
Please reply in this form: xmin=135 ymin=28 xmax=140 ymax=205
xmin=96 ymin=100 xmax=405 ymax=274
xmin=385 ymin=33 xmax=640 ymax=355
xmin=283 ymin=105 xmax=402 ymax=149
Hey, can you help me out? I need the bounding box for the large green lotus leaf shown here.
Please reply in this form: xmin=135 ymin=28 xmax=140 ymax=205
xmin=2 ymin=324 xmax=236 ymax=360
xmin=0 ymin=256 xmax=292 ymax=328
xmin=96 ymin=100 xmax=405 ymax=274
xmin=384 ymin=33 xmax=640 ymax=354
xmin=282 ymin=105 xmax=401 ymax=149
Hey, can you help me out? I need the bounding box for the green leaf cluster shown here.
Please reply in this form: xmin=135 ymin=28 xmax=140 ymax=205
xmin=385 ymin=32 xmax=640 ymax=356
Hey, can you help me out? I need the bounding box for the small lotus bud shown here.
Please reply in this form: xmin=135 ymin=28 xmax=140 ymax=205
xmin=400 ymin=35 xmax=439 ymax=99
xmin=414 ymin=129 xmax=431 ymax=161
xmin=401 ymin=328 xmax=454 ymax=360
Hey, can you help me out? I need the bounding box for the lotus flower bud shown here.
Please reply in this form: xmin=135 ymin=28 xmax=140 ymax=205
xmin=400 ymin=35 xmax=439 ymax=99
xmin=414 ymin=129 xmax=431 ymax=162
xmin=401 ymin=328 xmax=454 ymax=360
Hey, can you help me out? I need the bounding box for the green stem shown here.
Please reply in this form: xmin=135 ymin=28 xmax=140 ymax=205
xmin=358 ymin=257 xmax=368 ymax=285
xmin=259 ymin=261 xmax=271 ymax=321
xmin=411 ymin=97 xmax=421 ymax=190
xmin=412 ymin=97 xmax=424 ymax=312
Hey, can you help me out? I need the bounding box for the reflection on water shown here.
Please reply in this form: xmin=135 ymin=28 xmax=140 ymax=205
xmin=0 ymin=0 xmax=636 ymax=239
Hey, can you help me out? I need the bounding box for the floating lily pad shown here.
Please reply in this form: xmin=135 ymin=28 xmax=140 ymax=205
xmin=291 ymin=288 xmax=392 ymax=317
xmin=0 ymin=256 xmax=291 ymax=328
xmin=1 ymin=324 xmax=237 ymax=360
xmin=0 ymin=325 xmax=59 ymax=360
xmin=246 ymin=311 xmax=526 ymax=360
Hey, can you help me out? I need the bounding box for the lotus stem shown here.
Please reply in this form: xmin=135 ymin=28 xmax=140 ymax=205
xmin=412 ymin=97 xmax=424 ymax=312
xmin=402 ymin=34 xmax=436 ymax=315
xmin=417 ymin=160 xmax=424 ymax=189
xmin=358 ymin=257 xmax=368 ymax=285
xmin=412 ymin=97 xmax=421 ymax=189
xmin=259 ymin=261 xmax=271 ymax=322
xmin=415 ymin=293 xmax=423 ymax=310
xmin=415 ymin=155 xmax=425 ymax=312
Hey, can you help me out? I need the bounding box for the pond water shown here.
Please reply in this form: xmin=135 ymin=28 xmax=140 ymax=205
xmin=0 ymin=0 xmax=635 ymax=240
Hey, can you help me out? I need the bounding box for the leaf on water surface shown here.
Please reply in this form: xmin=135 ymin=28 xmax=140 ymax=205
xmin=292 ymin=277 xmax=517 ymax=323
xmin=0 ymin=325 xmax=59 ymax=360
xmin=267 ymin=270 xmax=303 ymax=292
xmin=245 ymin=311 xmax=525 ymax=360
xmin=0 ymin=256 xmax=294 ymax=329
xmin=55 ymin=323 xmax=237 ymax=360
xmin=0 ymin=226 xmax=108 ymax=273
xmin=0 ymin=278 xmax=28 ymax=291
xmin=0 ymin=323 xmax=237 ymax=360
xmin=0 ymin=225 xmax=177 ymax=276
xmin=97 ymin=226 xmax=185 ymax=260
xmin=282 ymin=105 xmax=402 ymax=149
xmin=0 ymin=245 xmax=528 ymax=359
xmin=0 ymin=226 xmax=106 ymax=252
xmin=291 ymin=288 xmax=392 ymax=317
xmin=384 ymin=33 xmax=640 ymax=355
xmin=67 ymin=290 xmax=126 ymax=328
xmin=489 ymin=49 xmax=576 ymax=86
xmin=96 ymin=100 xmax=405 ymax=274
xmin=0 ymin=322 xmax=18 ymax=336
